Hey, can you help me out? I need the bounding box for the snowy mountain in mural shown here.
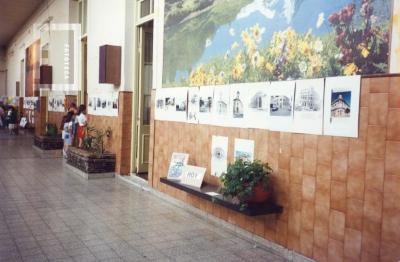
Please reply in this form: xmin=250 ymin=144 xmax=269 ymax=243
xmin=163 ymin=0 xmax=392 ymax=87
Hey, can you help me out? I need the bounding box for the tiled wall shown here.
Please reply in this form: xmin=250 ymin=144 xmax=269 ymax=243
xmin=87 ymin=91 xmax=133 ymax=174
xmin=150 ymin=75 xmax=400 ymax=262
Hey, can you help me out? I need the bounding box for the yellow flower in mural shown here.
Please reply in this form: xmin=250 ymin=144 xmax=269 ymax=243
xmin=235 ymin=51 xmax=243 ymax=64
xmin=250 ymin=23 xmax=263 ymax=43
xmin=189 ymin=65 xmax=207 ymax=85
xmin=232 ymin=63 xmax=244 ymax=80
xmin=357 ymin=44 xmax=370 ymax=58
xmin=231 ymin=42 xmax=239 ymax=50
xmin=299 ymin=40 xmax=310 ymax=55
xmin=251 ymin=51 xmax=265 ymax=68
xmin=265 ymin=62 xmax=274 ymax=73
xmin=344 ymin=63 xmax=358 ymax=75
xmin=241 ymin=31 xmax=251 ymax=46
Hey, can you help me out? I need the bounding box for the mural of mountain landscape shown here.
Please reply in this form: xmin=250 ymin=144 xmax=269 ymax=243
xmin=163 ymin=0 xmax=392 ymax=87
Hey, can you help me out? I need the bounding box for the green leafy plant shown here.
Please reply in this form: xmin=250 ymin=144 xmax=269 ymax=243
xmin=220 ymin=159 xmax=272 ymax=210
xmin=45 ymin=123 xmax=58 ymax=137
xmin=83 ymin=125 xmax=112 ymax=156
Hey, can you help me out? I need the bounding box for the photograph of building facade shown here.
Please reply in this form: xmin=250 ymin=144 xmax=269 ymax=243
xmin=270 ymin=95 xmax=292 ymax=116
xmin=331 ymin=91 xmax=351 ymax=117
xmin=0 ymin=1 xmax=399 ymax=262
xmin=295 ymin=87 xmax=321 ymax=111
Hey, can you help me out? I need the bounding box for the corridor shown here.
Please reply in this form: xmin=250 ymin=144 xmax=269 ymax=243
xmin=0 ymin=131 xmax=285 ymax=262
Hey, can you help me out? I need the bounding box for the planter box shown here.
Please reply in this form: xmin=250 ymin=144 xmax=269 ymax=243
xmin=66 ymin=147 xmax=116 ymax=175
xmin=33 ymin=135 xmax=63 ymax=150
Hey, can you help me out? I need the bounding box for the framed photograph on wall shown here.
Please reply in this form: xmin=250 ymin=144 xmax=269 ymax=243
xmin=198 ymin=86 xmax=214 ymax=125
xmin=234 ymin=138 xmax=255 ymax=162
xmin=323 ymin=75 xmax=361 ymax=138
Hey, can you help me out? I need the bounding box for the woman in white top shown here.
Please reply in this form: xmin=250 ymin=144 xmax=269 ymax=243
xmin=76 ymin=105 xmax=87 ymax=148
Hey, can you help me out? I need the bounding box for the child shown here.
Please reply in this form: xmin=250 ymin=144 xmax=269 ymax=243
xmin=76 ymin=105 xmax=87 ymax=148
xmin=6 ymin=106 xmax=18 ymax=135
xmin=62 ymin=111 xmax=74 ymax=158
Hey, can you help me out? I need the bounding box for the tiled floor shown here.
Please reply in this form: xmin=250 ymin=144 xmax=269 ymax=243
xmin=0 ymin=130 xmax=286 ymax=262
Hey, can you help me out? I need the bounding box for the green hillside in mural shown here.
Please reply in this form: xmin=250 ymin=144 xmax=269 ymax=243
xmin=163 ymin=0 xmax=392 ymax=87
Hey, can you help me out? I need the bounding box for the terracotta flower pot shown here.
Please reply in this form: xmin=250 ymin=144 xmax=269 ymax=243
xmin=248 ymin=183 xmax=271 ymax=203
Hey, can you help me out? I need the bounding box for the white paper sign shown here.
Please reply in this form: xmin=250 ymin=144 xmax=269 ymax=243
xmin=323 ymin=75 xmax=361 ymax=138
xmin=211 ymin=135 xmax=228 ymax=177
xmin=181 ymin=165 xmax=206 ymax=188
xmin=48 ymin=93 xmax=65 ymax=112
xmin=187 ymin=87 xmax=200 ymax=124
xmin=293 ymin=78 xmax=325 ymax=135
xmin=167 ymin=153 xmax=189 ymax=181
xmin=268 ymin=81 xmax=295 ymax=132
xmin=234 ymin=138 xmax=255 ymax=162
xmin=198 ymin=86 xmax=214 ymax=125
xmin=229 ymin=84 xmax=249 ymax=128
xmin=212 ymin=86 xmax=230 ymax=126
xmin=88 ymin=92 xmax=119 ymax=116
xmin=155 ymin=87 xmax=188 ymax=122
xmin=246 ymin=82 xmax=270 ymax=130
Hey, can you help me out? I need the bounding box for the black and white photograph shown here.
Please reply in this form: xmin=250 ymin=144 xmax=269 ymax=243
xmin=270 ymin=95 xmax=292 ymax=116
xmin=212 ymin=86 xmax=230 ymax=126
xmin=23 ymin=97 xmax=39 ymax=110
xmin=246 ymin=82 xmax=270 ymax=129
xmin=198 ymin=86 xmax=214 ymax=125
xmin=187 ymin=87 xmax=200 ymax=124
xmin=268 ymin=81 xmax=295 ymax=132
xmin=87 ymin=92 xmax=119 ymax=116
xmin=211 ymin=135 xmax=228 ymax=177
xmin=48 ymin=93 xmax=65 ymax=112
xmin=155 ymin=87 xmax=188 ymax=122
xmin=293 ymin=78 xmax=325 ymax=135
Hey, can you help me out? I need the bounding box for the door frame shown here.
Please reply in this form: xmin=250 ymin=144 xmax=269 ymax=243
xmin=131 ymin=19 xmax=153 ymax=174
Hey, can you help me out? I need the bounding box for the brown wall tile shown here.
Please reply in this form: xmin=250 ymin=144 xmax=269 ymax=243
xmin=365 ymin=158 xmax=384 ymax=192
xmin=346 ymin=198 xmax=364 ymax=231
xmin=385 ymin=141 xmax=400 ymax=175
xmin=387 ymin=108 xmax=400 ymax=141
xmin=331 ymin=180 xmax=346 ymax=212
xmin=389 ymin=77 xmax=400 ymax=108
xmin=366 ymin=125 xmax=386 ymax=158
xmin=368 ymin=93 xmax=388 ymax=126
xmin=344 ymin=228 xmax=362 ymax=261
xmin=329 ymin=210 xmax=345 ymax=241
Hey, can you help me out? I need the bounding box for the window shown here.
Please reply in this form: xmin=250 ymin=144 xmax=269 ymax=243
xmin=138 ymin=0 xmax=154 ymax=20
xmin=79 ymin=0 xmax=88 ymax=36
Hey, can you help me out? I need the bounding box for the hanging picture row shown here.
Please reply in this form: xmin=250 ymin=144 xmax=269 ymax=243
xmin=155 ymin=76 xmax=361 ymax=138
xmin=88 ymin=91 xmax=119 ymax=117
xmin=23 ymin=97 xmax=39 ymax=110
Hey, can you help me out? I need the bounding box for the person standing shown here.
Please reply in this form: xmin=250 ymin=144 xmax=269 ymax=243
xmin=62 ymin=111 xmax=74 ymax=158
xmin=76 ymin=105 xmax=87 ymax=148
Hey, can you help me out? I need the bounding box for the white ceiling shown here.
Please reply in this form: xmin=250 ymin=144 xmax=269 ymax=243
xmin=0 ymin=0 xmax=45 ymax=49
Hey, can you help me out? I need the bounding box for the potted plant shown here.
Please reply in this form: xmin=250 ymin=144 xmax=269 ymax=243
xmin=66 ymin=125 xmax=116 ymax=176
xmin=220 ymin=159 xmax=273 ymax=210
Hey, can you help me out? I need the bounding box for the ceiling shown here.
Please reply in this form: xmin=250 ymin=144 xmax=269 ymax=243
xmin=0 ymin=0 xmax=45 ymax=49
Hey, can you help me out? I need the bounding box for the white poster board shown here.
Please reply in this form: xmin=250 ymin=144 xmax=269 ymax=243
xmin=268 ymin=81 xmax=295 ymax=132
xmin=229 ymin=83 xmax=249 ymax=128
xmin=187 ymin=87 xmax=200 ymax=124
xmin=181 ymin=165 xmax=206 ymax=188
xmin=23 ymin=97 xmax=39 ymax=110
xmin=48 ymin=93 xmax=65 ymax=112
xmin=293 ymin=78 xmax=325 ymax=135
xmin=211 ymin=135 xmax=228 ymax=177
xmin=234 ymin=138 xmax=255 ymax=162
xmin=323 ymin=75 xmax=361 ymax=138
xmin=167 ymin=153 xmax=189 ymax=181
xmin=155 ymin=87 xmax=188 ymax=122
xmin=212 ymin=86 xmax=230 ymax=126
xmin=198 ymin=86 xmax=214 ymax=125
xmin=246 ymin=82 xmax=270 ymax=130
xmin=88 ymin=92 xmax=119 ymax=116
